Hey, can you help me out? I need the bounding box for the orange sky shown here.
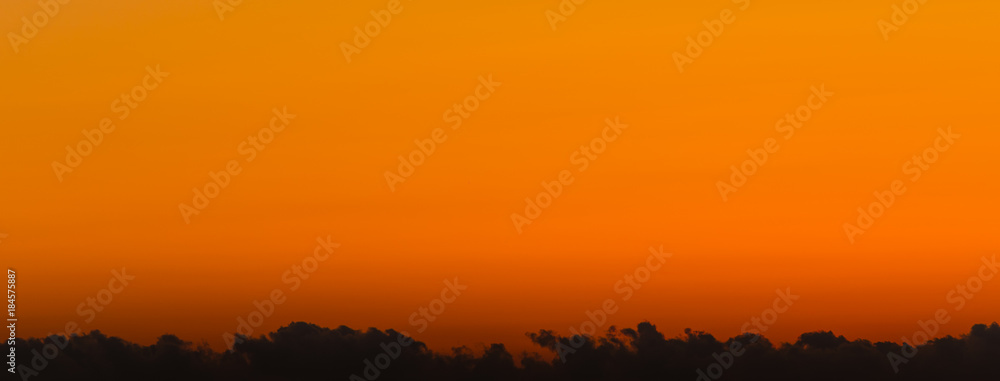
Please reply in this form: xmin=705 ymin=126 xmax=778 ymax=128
xmin=1 ymin=0 xmax=998 ymax=354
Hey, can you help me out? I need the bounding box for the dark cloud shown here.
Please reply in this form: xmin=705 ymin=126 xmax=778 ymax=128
xmin=12 ymin=321 xmax=1000 ymax=380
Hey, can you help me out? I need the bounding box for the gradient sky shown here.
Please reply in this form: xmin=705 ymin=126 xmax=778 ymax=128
xmin=2 ymin=0 xmax=998 ymax=354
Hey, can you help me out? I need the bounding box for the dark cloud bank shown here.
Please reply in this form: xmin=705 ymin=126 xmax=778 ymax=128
xmin=12 ymin=321 xmax=1000 ymax=380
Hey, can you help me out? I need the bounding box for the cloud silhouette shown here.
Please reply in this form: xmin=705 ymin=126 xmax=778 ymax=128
xmin=12 ymin=321 xmax=1000 ymax=380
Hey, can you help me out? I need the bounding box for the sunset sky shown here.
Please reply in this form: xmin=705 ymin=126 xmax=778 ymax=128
xmin=2 ymin=0 xmax=998 ymax=355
